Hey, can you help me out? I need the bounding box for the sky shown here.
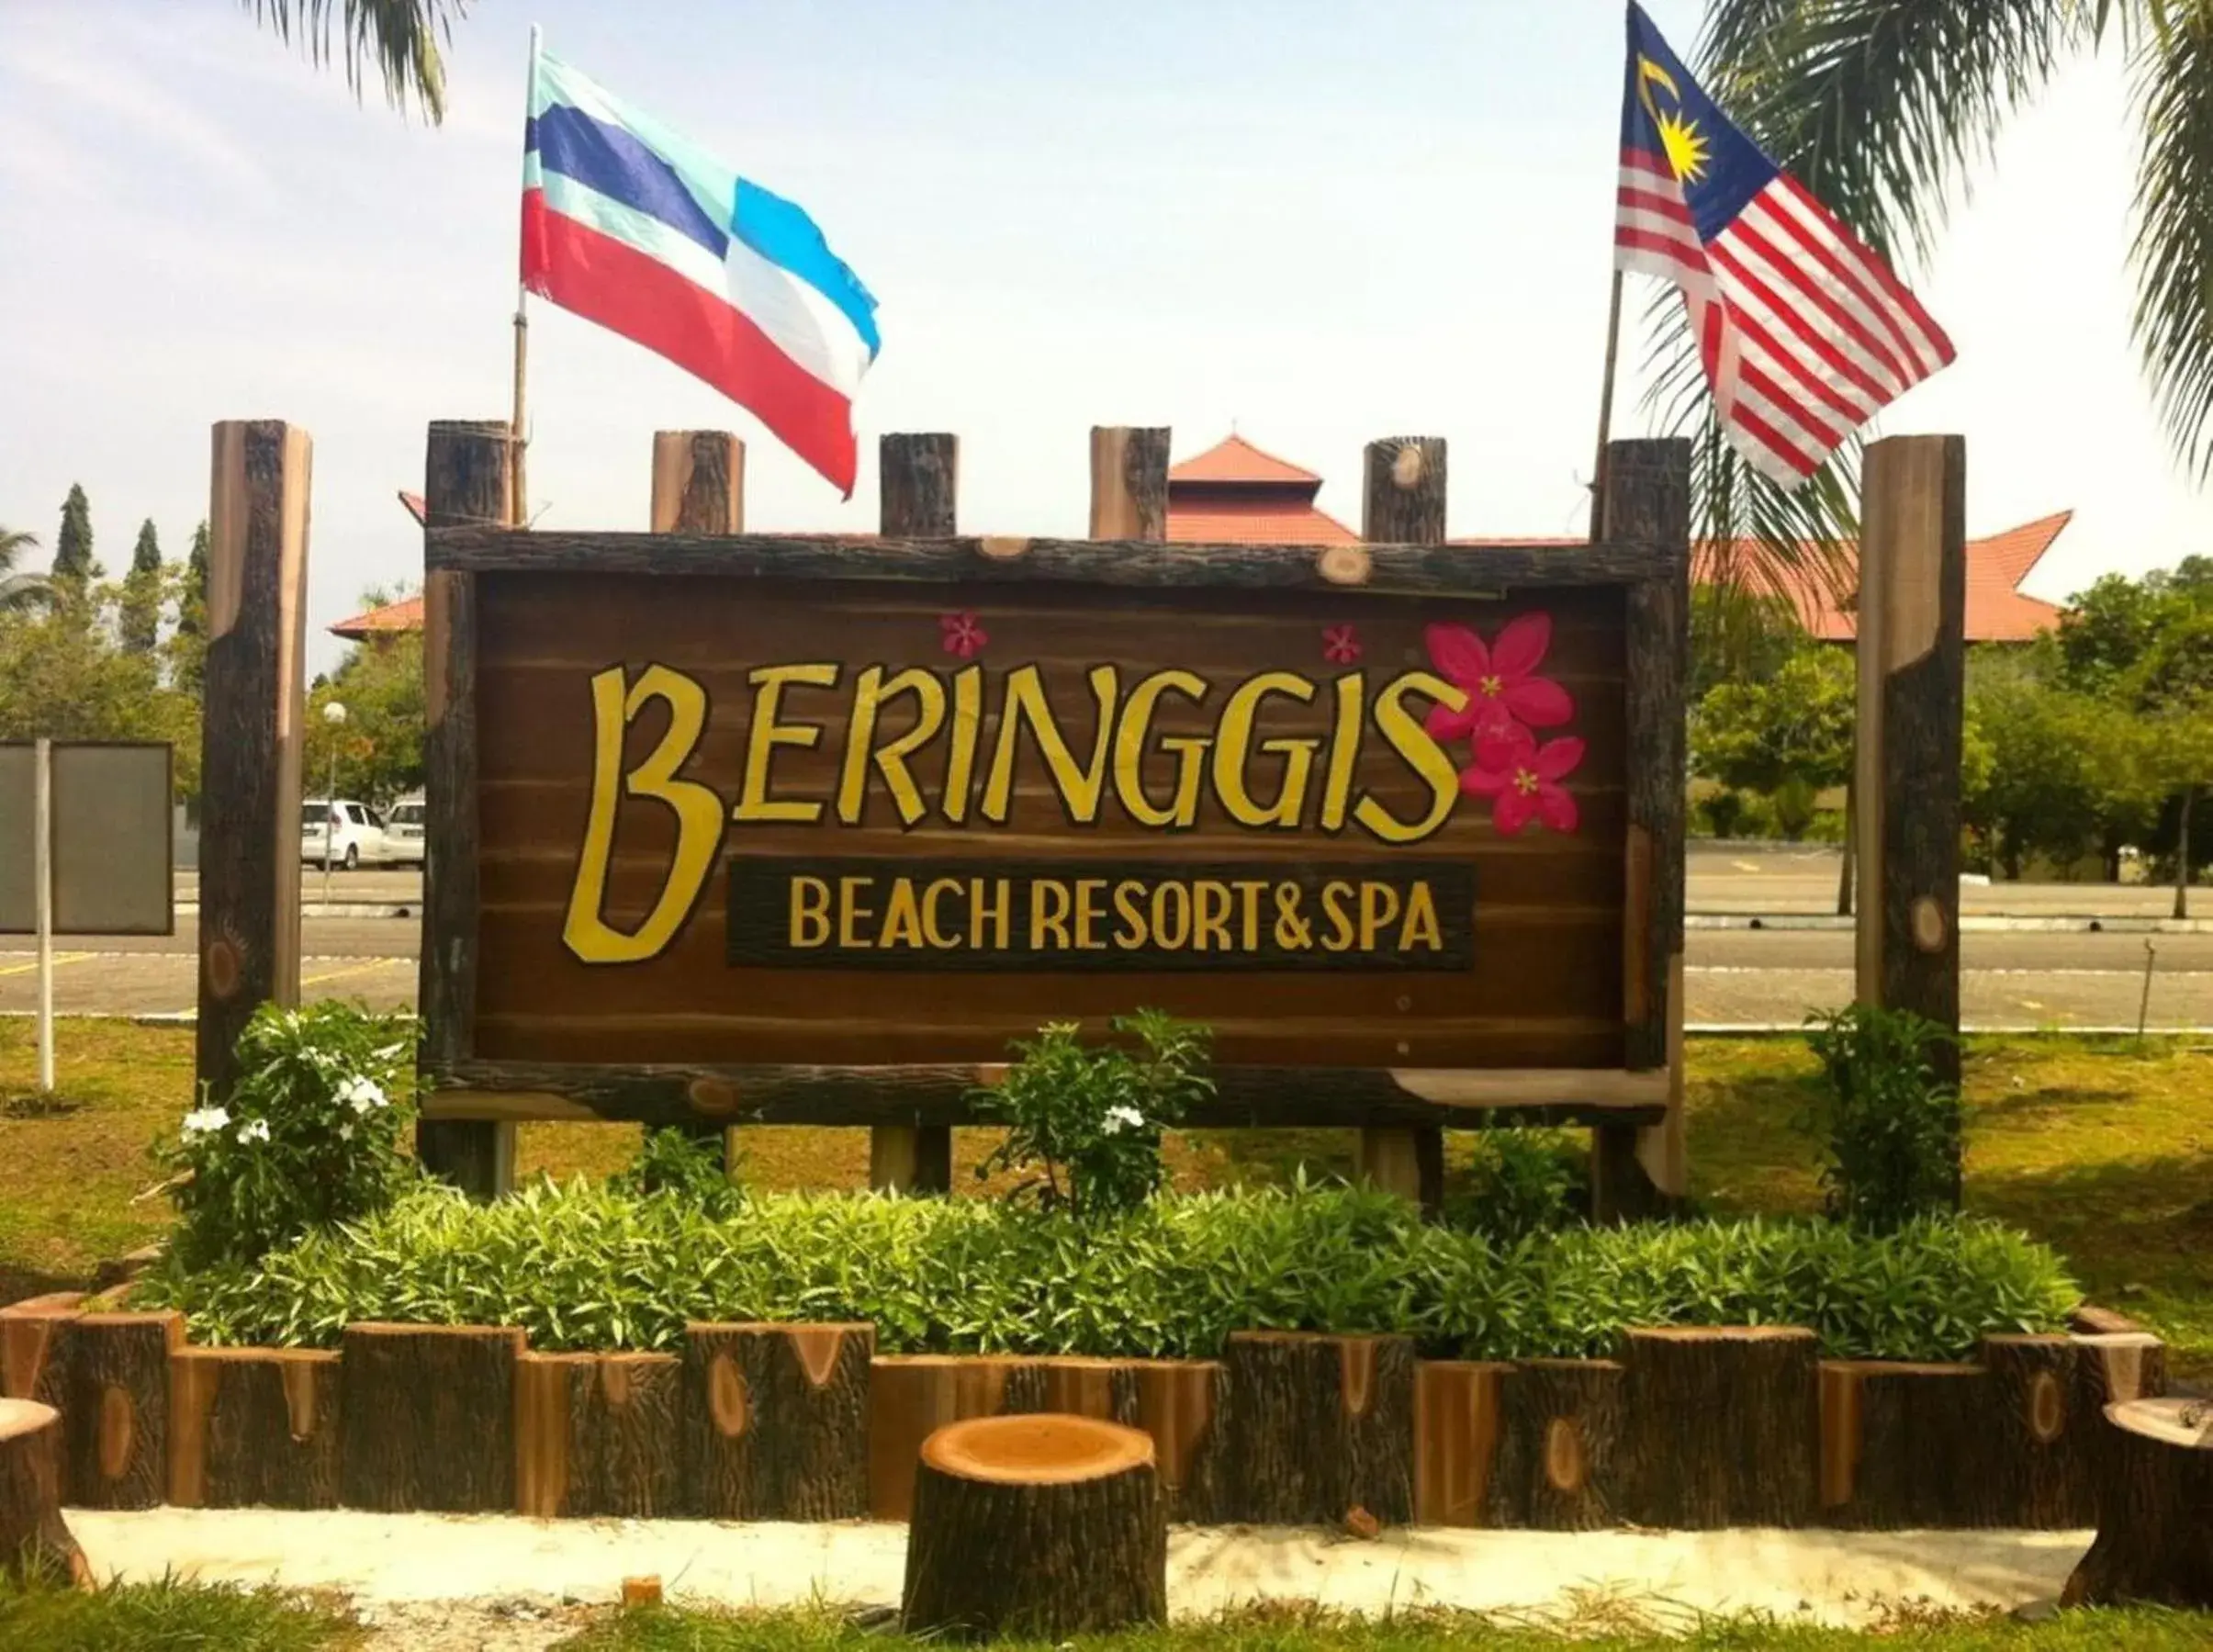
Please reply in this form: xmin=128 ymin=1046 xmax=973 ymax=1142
xmin=1 ymin=0 xmax=2207 ymax=674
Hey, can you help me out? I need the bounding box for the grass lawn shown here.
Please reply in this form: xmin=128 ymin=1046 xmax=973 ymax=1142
xmin=0 ymin=1577 xmax=358 ymax=1652
xmin=3 ymin=1019 xmax=2207 ymax=1374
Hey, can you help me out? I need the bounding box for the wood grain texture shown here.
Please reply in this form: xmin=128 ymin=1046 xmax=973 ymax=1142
xmin=0 ymin=1399 xmax=84 ymax=1585
xmin=1818 ymin=1360 xmax=1993 ymax=1528
xmin=339 ymin=1323 xmax=522 ymax=1512
xmin=1217 ymin=1332 xmax=1413 ymax=1528
xmin=197 ymin=421 xmax=310 ymax=1103
xmin=55 ymin=1312 xmax=182 ymax=1509
xmin=167 ymin=1346 xmax=341 ymax=1510
xmin=1981 ymin=1333 xmax=2096 ymax=1527
xmin=1413 ymin=1361 xmax=1511 ymax=1526
xmin=1622 ymin=1327 xmax=1818 ymax=1528
xmin=417 ymin=420 xmax=510 ymax=1197
xmin=0 ymin=1295 xmax=81 ymax=1405
xmin=1606 ymin=437 xmax=1691 ymax=1205
xmin=423 ymin=1058 xmax=1668 ymax=1129
xmin=1489 ymin=1359 xmax=1623 ymax=1530
xmin=651 ymin=432 xmax=745 ymax=534
xmin=429 ymin=527 xmax=1688 ymax=591
xmin=870 ymin=1354 xmax=1025 ymax=1520
xmin=682 ymin=1322 xmax=873 ymax=1520
xmin=1855 ymin=435 xmax=1967 ymax=1135
xmin=514 ymin=1351 xmax=682 ymax=1519
xmin=1089 ymin=427 xmax=1169 ymax=541
xmin=2061 ymin=1398 xmax=2213 ymax=1609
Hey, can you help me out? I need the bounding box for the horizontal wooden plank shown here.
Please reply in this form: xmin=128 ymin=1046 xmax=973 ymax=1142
xmin=421 ymin=1059 xmax=1668 ymax=1129
xmin=433 ymin=529 xmax=1686 ymax=593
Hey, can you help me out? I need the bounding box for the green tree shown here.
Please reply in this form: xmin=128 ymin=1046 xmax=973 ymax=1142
xmin=0 ymin=526 xmax=50 ymax=612
xmin=1964 ymin=652 xmax=2153 ymax=882
xmin=242 ymin=0 xmax=467 ymax=121
xmin=172 ymin=521 xmax=211 ymax=697
xmin=1691 ymin=641 xmax=1856 ymax=839
xmin=0 ymin=582 xmax=196 ymax=753
xmin=2145 ymin=696 xmax=2213 ymax=916
xmin=305 ymin=628 xmax=426 ymax=805
xmin=52 ymin=484 xmax=95 ymax=588
xmin=121 ymin=519 xmax=163 ymax=654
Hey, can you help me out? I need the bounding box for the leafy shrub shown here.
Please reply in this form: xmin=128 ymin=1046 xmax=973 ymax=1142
xmin=973 ymin=1011 xmax=1214 ymax=1219
xmin=1803 ymin=1004 xmax=1963 ymax=1231
xmin=611 ymin=1127 xmax=741 ymax=1218
xmin=154 ymin=1002 xmax=416 ymax=1268
xmin=141 ymin=1182 xmax=2076 ymax=1364
xmin=1441 ymin=1129 xmax=1584 ymax=1240
xmin=1694 ymin=787 xmax=1750 ymax=839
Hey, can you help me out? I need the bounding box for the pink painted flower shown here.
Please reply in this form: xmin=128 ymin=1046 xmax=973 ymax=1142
xmin=1321 ymin=623 xmax=1363 ymax=665
xmin=1423 ymin=612 xmax=1574 ymax=743
xmin=1459 ymin=725 xmax=1585 ymax=837
xmin=939 ymin=611 xmax=989 ymax=658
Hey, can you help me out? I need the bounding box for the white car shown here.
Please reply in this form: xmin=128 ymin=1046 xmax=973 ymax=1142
xmin=385 ymin=796 xmax=427 ymax=869
xmin=300 ymin=799 xmax=404 ymax=871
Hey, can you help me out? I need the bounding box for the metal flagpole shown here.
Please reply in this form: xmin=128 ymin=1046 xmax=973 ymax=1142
xmin=511 ymin=23 xmax=543 ymax=529
xmin=33 ymin=736 xmax=53 ymax=1094
xmin=1590 ymin=267 xmax=1626 ymax=542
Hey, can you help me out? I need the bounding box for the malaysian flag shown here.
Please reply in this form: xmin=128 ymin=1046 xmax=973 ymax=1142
xmin=1612 ymin=3 xmax=1954 ymax=487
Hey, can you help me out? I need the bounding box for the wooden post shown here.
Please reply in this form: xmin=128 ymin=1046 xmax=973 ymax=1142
xmin=1360 ymin=435 xmax=1448 ymax=1213
xmin=647 ymin=432 xmax=747 ymax=1174
xmin=417 ymin=420 xmax=514 ymax=1198
xmin=197 ymin=421 xmax=311 ymax=1104
xmin=1088 ymin=426 xmax=1169 ymax=541
xmin=1855 ymin=434 xmax=1966 ymax=1186
xmin=871 ymin=433 xmax=960 ymax=1194
xmin=0 ymin=1400 xmax=84 ymax=1586
xmin=1598 ymin=437 xmax=1691 ymax=1219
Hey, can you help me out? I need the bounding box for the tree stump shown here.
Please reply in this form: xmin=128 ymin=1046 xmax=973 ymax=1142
xmin=1818 ymin=1361 xmax=1993 ymax=1528
xmin=0 ymin=1399 xmax=86 ymax=1586
xmin=1218 ymin=1332 xmax=1413 ymax=1527
xmin=902 ymin=1413 xmax=1166 ymax=1639
xmin=2061 ymin=1399 xmax=2213 ymax=1609
xmin=339 ymin=1324 xmax=522 ymax=1512
xmin=168 ymin=1347 xmax=342 ymax=1509
xmin=1490 ymin=1358 xmax=1623 ymax=1529
xmin=1622 ymin=1327 xmax=1818 ymax=1527
xmin=684 ymin=1323 xmax=873 ymax=1520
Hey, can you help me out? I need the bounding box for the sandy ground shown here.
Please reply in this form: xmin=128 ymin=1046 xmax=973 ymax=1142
xmin=68 ymin=1508 xmax=2093 ymax=1645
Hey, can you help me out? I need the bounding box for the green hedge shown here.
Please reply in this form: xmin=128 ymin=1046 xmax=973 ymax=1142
xmin=138 ymin=1182 xmax=2079 ymax=1363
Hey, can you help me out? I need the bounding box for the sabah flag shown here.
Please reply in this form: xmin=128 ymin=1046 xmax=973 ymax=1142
xmin=522 ymin=51 xmax=880 ymax=495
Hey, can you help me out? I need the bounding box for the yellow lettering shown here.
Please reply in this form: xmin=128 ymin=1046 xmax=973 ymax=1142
xmin=838 ymin=876 xmax=875 ymax=949
xmin=881 ymin=877 xmax=926 ymax=948
xmin=1320 ymin=673 xmax=1365 ymax=831
xmin=1354 ymin=670 xmax=1464 ymax=845
xmin=1213 ymin=671 xmax=1320 ymax=829
xmin=1360 ymin=881 xmax=1402 ymax=951
xmin=563 ymin=664 xmax=725 ymax=964
xmin=972 ymin=878 xmax=1010 ymax=949
xmin=1193 ymin=880 xmax=1233 ymax=951
xmin=1073 ymin=879 xmax=1108 ymax=950
xmin=1320 ymin=881 xmax=1357 ymax=951
xmin=734 ymin=662 xmax=838 ymax=824
xmin=837 ymin=667 xmax=947 ymax=826
xmin=1031 ymin=879 xmax=1073 ymax=949
xmin=1112 ymin=881 xmax=1149 ymax=948
xmin=982 ymin=665 xmax=1120 ymax=824
xmin=943 ymin=665 xmax=983 ymax=824
xmin=922 ymin=878 xmax=964 ymax=949
xmin=1399 ymin=880 xmax=1444 ymax=952
xmin=789 ymin=875 xmax=832 ymax=949
xmin=1233 ymin=880 xmax=1267 ymax=950
xmin=1113 ymin=669 xmax=1211 ymax=828
xmin=1151 ymin=882 xmax=1191 ymax=950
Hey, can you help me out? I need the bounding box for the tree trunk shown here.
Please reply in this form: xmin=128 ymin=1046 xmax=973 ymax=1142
xmin=1837 ymin=780 xmax=1856 ymax=916
xmin=2061 ymin=1398 xmax=2213 ymax=1609
xmin=902 ymin=1413 xmax=1166 ymax=1639
xmin=1129 ymin=1359 xmax=1225 ymax=1524
xmin=684 ymin=1323 xmax=872 ymax=1520
xmin=1217 ymin=1332 xmax=1414 ymax=1527
xmin=1488 ymin=1358 xmax=1623 ymax=1529
xmin=1981 ymin=1334 xmax=2096 ymax=1527
xmin=57 ymin=1312 xmax=181 ymax=1510
xmin=0 ymin=1399 xmax=86 ymax=1586
xmin=168 ymin=1347 xmax=341 ymax=1509
xmin=1819 ymin=1361 xmax=1993 ymax=1527
xmin=2175 ymin=786 xmax=2195 ymax=921
xmin=515 ymin=1352 xmax=683 ymax=1519
xmin=1622 ymin=1327 xmax=1818 ymax=1527
xmin=339 ymin=1324 xmax=522 ymax=1512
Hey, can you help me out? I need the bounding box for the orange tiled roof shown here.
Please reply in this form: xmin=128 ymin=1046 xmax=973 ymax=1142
xmin=1169 ymin=498 xmax=1358 ymax=546
xmin=329 ymin=595 xmax=424 ymax=640
xmin=1168 ymin=433 xmax=1322 ymax=488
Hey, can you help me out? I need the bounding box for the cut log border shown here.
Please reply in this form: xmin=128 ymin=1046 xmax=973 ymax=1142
xmin=0 ymin=1295 xmax=2154 ymax=1528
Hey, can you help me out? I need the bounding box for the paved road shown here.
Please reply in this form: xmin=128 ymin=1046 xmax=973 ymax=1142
xmin=5 ymin=915 xmax=2207 ymax=1028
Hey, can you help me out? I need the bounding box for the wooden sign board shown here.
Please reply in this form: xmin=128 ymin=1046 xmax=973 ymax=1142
xmin=421 ymin=531 xmax=1683 ymax=1130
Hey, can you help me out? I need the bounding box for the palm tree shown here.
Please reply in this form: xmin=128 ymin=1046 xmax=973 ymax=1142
xmin=1663 ymin=3 xmax=2213 ymax=579
xmin=0 ymin=527 xmax=51 ymax=612
xmin=240 ymin=1 xmax=469 ymax=122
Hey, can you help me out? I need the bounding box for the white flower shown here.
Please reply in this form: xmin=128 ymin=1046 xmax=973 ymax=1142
xmin=180 ymin=1106 xmax=230 ymax=1138
xmin=1100 ymin=1104 xmax=1147 ymax=1137
xmin=338 ymin=1123 xmax=354 ymax=1142
xmin=336 ymin=1075 xmax=388 ymax=1115
xmin=373 ymin=1043 xmax=406 ymax=1062
xmin=236 ymin=1118 xmax=272 ymax=1145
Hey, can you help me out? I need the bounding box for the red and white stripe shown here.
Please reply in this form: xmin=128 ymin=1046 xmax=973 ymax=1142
xmin=1613 ymin=151 xmax=1954 ymax=486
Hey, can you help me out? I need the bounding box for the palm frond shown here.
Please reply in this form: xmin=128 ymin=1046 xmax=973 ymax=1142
xmin=0 ymin=527 xmax=35 ymax=578
xmin=1699 ymin=0 xmax=2095 ymax=264
xmin=2128 ymin=4 xmax=2213 ymax=478
xmin=242 ymin=0 xmax=466 ymax=123
xmin=0 ymin=573 xmax=53 ymax=613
